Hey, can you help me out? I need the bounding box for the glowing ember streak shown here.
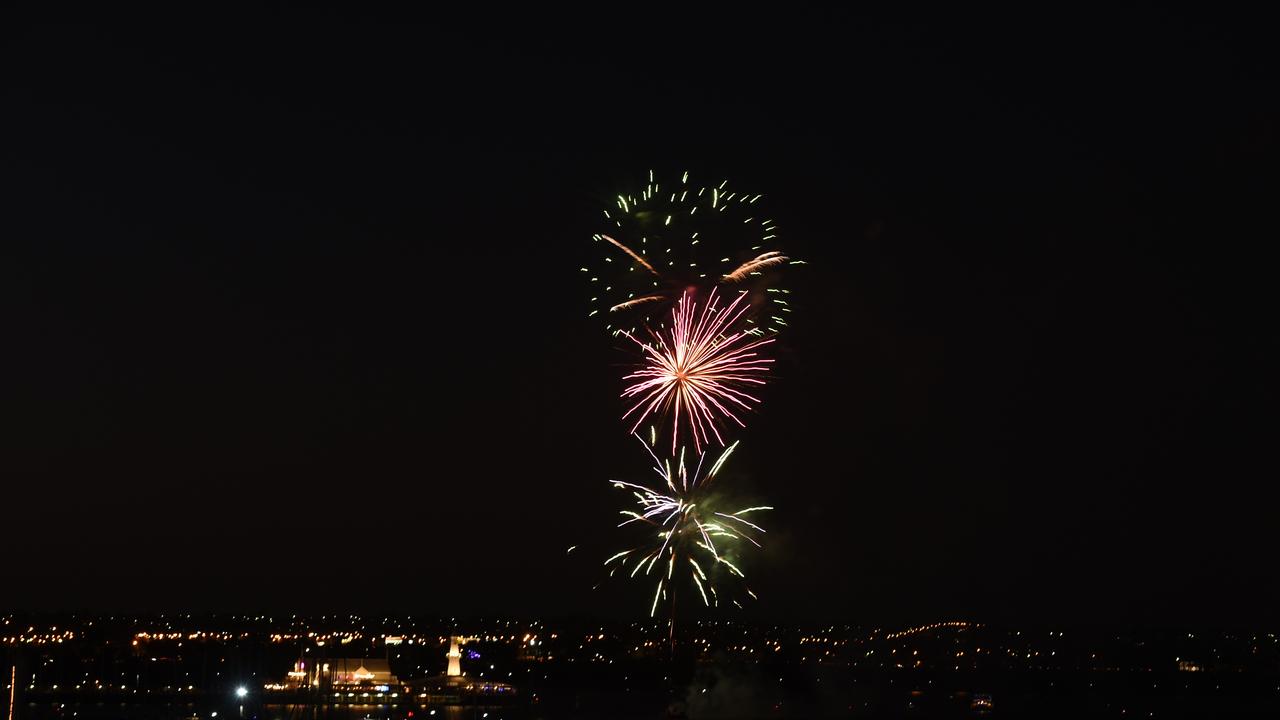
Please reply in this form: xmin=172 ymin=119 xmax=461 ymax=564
xmin=609 ymin=294 xmax=665 ymax=313
xmin=605 ymin=435 xmax=770 ymax=616
xmin=621 ymin=289 xmax=774 ymax=453
xmin=601 ymin=234 xmax=658 ymax=275
xmin=722 ymin=251 xmax=788 ymax=282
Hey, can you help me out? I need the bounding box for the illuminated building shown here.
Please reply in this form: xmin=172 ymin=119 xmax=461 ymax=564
xmin=282 ymin=658 xmax=397 ymax=689
xmin=403 ymin=636 xmax=516 ymax=703
xmin=272 ymin=639 xmax=513 ymax=704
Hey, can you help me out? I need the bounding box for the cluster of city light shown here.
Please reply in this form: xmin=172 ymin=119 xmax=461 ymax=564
xmin=17 ymin=684 xmax=199 ymax=693
xmin=16 ymin=613 xmax=1276 ymax=704
xmin=883 ymin=621 xmax=971 ymax=640
xmin=1 ymin=628 xmax=75 ymax=645
xmin=267 ymin=631 xmax=362 ymax=644
xmin=134 ymin=630 xmax=242 ymax=642
xmin=799 ymin=635 xmax=852 ymax=645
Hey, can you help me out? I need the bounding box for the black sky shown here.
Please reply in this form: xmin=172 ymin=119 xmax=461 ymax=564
xmin=6 ymin=10 xmax=1276 ymax=626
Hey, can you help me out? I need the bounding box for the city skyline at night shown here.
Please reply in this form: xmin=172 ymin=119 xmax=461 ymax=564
xmin=6 ymin=9 xmax=1277 ymax=718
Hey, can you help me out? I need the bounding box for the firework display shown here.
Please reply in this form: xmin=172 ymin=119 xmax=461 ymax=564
xmin=582 ymin=170 xmax=802 ymax=338
xmin=622 ymin=289 xmax=774 ymax=454
xmin=579 ymin=170 xmax=797 ymax=627
xmin=606 ymin=434 xmax=769 ymax=615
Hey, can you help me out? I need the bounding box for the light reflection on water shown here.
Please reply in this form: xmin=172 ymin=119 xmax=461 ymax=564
xmin=21 ymin=703 xmax=523 ymax=720
xmin=271 ymin=705 xmax=517 ymax=720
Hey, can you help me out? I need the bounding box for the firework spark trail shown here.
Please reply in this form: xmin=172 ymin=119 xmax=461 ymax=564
xmin=605 ymin=435 xmax=771 ymax=616
xmin=601 ymin=234 xmax=658 ymax=275
xmin=723 ymin=251 xmax=789 ymax=282
xmin=621 ymin=289 xmax=775 ymax=454
xmin=609 ymin=294 xmax=665 ymax=313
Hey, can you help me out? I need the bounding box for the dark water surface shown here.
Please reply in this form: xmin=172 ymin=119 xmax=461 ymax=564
xmin=20 ymin=704 xmax=530 ymax=720
xmin=16 ymin=667 xmax=1280 ymax=719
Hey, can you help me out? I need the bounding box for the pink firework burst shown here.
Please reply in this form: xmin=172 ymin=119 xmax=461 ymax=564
xmin=621 ymin=289 xmax=775 ymax=453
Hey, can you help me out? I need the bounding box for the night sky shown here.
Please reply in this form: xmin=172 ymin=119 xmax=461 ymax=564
xmin=7 ymin=10 xmax=1276 ymax=626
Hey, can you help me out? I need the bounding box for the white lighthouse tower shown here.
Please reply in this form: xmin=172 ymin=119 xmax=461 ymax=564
xmin=446 ymin=636 xmax=463 ymax=677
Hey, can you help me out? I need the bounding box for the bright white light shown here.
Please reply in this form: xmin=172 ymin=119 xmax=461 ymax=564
xmin=235 ymin=686 xmax=248 ymax=698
